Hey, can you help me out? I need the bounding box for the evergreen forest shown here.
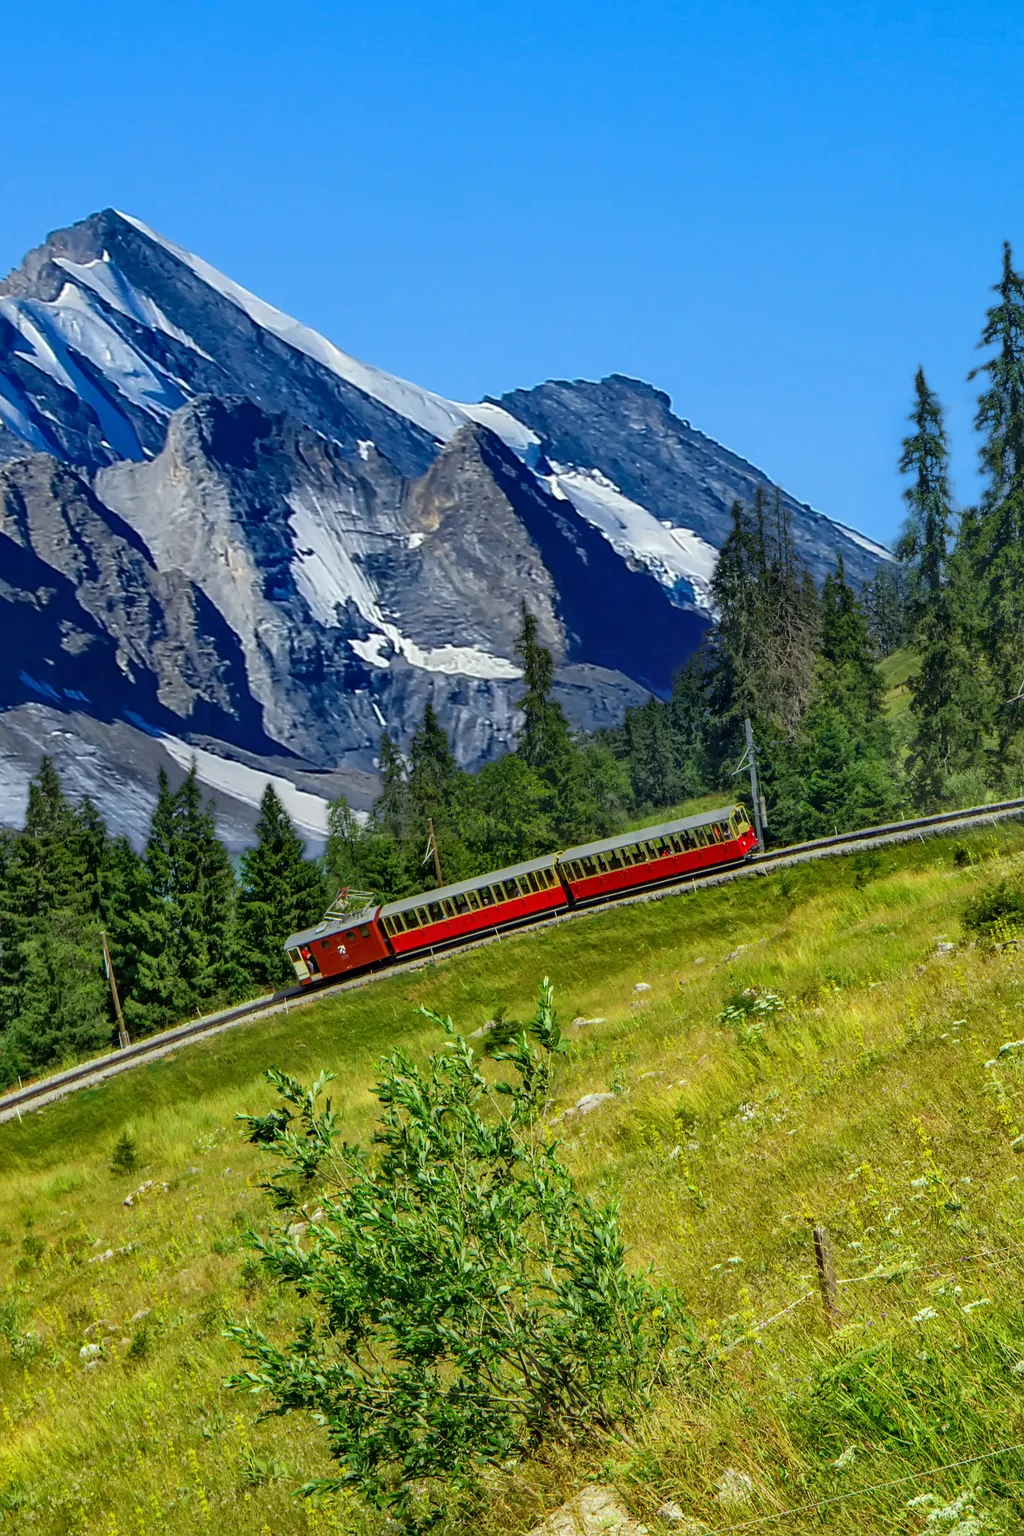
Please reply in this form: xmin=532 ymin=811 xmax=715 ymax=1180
xmin=3 ymin=241 xmax=1024 ymax=1085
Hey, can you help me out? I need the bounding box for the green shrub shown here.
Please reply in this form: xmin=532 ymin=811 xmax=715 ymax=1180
xmin=228 ymin=979 xmax=687 ymax=1530
xmin=963 ymin=880 xmax=1024 ymax=937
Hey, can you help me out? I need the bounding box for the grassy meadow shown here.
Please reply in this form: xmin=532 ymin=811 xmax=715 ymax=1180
xmin=5 ymin=824 xmax=1024 ymax=1531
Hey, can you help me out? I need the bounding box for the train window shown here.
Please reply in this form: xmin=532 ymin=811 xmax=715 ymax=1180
xmin=479 ymin=885 xmax=495 ymax=906
xmin=503 ymin=879 xmax=518 ymax=898
xmin=429 ymin=902 xmax=443 ymax=922
xmin=360 ymin=925 xmax=371 ymax=939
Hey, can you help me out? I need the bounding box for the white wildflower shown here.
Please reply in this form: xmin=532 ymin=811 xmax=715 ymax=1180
xmin=716 ymin=1469 xmax=754 ymax=1509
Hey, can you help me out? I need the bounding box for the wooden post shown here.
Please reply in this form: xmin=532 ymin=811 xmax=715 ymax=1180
xmin=813 ymin=1225 xmax=840 ymax=1326
xmin=101 ymin=931 xmax=131 ymax=1050
xmin=427 ymin=817 xmax=444 ymax=887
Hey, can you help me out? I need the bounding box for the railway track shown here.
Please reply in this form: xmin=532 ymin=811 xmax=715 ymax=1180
xmin=3 ymin=796 xmax=1023 ymax=1127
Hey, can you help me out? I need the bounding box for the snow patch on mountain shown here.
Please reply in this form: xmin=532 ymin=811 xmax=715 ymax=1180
xmin=0 ymin=283 xmax=187 ymax=458
xmin=0 ymin=376 xmax=50 ymax=452
xmin=460 ymin=401 xmax=541 ymax=459
xmin=55 ymin=252 xmax=214 ymax=360
xmin=350 ymin=628 xmax=521 ymax=679
xmin=156 ymin=730 xmax=330 ymax=838
xmin=832 ymin=521 xmax=893 ymax=561
xmin=286 ymin=489 xmax=520 ymax=680
xmin=542 ymin=463 xmax=719 ymax=612
xmin=286 ymin=490 xmax=382 ymax=628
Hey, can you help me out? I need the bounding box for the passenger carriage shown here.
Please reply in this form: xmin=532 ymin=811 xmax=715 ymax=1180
xmin=556 ymin=806 xmax=758 ymax=902
xmin=284 ymin=805 xmax=757 ymax=986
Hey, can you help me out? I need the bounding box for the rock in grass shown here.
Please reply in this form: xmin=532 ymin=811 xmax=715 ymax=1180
xmin=633 ymin=982 xmax=652 ymax=993
xmin=560 ymin=1092 xmax=615 ymax=1121
xmin=526 ymin=1484 xmax=649 ymax=1536
xmin=571 ymin=1016 xmax=606 ymax=1028
xmin=654 ymin=1505 xmax=706 ymax=1533
xmin=998 ymin=1040 xmax=1024 ymax=1058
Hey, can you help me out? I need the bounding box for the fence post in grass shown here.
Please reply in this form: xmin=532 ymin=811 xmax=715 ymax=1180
xmin=813 ymin=1225 xmax=841 ymax=1326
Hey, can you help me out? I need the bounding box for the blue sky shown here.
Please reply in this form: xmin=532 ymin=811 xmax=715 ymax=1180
xmin=3 ymin=0 xmax=1023 ymax=544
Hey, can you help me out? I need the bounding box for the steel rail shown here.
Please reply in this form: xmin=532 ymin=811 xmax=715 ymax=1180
xmin=3 ymin=796 xmax=1023 ymax=1126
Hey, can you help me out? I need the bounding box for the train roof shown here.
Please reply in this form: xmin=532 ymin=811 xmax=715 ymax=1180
xmin=285 ymin=906 xmax=378 ymax=950
xmin=558 ymin=805 xmax=742 ymax=864
xmin=379 ymin=852 xmax=560 ymax=919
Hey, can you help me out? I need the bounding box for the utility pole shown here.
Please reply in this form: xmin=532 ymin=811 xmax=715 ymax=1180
xmin=101 ymin=931 xmax=131 ymax=1050
xmin=426 ymin=817 xmax=444 ymax=887
xmin=743 ymin=717 xmax=765 ymax=854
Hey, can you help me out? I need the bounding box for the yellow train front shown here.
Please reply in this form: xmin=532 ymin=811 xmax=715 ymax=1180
xmin=284 ymin=805 xmax=757 ymax=985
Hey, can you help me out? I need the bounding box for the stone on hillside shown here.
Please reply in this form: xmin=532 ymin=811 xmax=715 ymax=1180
xmin=653 ymin=1504 xmax=706 ymax=1532
xmin=633 ymin=982 xmax=652 ymax=993
xmin=571 ymin=1016 xmax=606 ymax=1028
xmin=560 ymin=1092 xmax=615 ymax=1121
xmin=525 ymin=1484 xmax=648 ymax=1536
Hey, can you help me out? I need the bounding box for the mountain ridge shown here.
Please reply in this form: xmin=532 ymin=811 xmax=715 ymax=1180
xmin=0 ymin=209 xmax=891 ymax=846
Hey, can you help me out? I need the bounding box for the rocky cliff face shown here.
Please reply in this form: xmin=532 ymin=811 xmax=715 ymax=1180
xmin=0 ymin=209 xmax=891 ymax=844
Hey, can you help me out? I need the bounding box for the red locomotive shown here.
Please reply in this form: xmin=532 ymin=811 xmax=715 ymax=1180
xmin=285 ymin=804 xmax=757 ymax=986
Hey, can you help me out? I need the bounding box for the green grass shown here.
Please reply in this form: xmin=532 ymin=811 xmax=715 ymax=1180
xmin=880 ymin=645 xmax=917 ymax=723
xmin=6 ymin=826 xmax=1024 ymax=1532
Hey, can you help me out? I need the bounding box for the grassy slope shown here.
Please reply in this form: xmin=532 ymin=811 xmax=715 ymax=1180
xmin=5 ymin=826 xmax=1024 ymax=1532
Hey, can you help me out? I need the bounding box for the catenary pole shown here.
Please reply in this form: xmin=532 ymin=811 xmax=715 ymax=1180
xmin=427 ymin=817 xmax=444 ymax=887
xmin=101 ymin=931 xmax=131 ymax=1050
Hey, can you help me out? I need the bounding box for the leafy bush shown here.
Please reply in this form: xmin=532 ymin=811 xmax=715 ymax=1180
xmin=962 ymin=880 xmax=1024 ymax=938
xmin=228 ymin=979 xmax=686 ymax=1530
xmin=718 ymin=988 xmax=786 ymax=1047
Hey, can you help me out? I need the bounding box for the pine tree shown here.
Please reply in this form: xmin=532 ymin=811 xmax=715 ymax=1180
xmin=467 ymin=755 xmax=551 ymax=866
xmin=514 ymin=604 xmax=574 ymax=780
xmin=861 ymin=563 xmax=911 ymax=657
xmin=171 ymin=767 xmax=237 ymax=1005
xmin=667 ymin=658 xmax=711 ymax=797
xmin=324 ymin=795 xmax=366 ymax=896
xmin=237 ymin=785 xmax=329 ymax=990
xmin=408 ymin=702 xmax=462 ymax=837
xmin=623 ymin=697 xmax=678 ymax=810
xmin=818 ymin=555 xmax=884 ymax=731
xmin=971 ymin=241 xmax=1024 ymax=768
xmin=898 ymin=368 xmax=954 ymax=624
xmin=0 ymin=760 xmax=112 ymax=1079
xmin=897 ymin=372 xmax=987 ymax=807
xmin=128 ymin=766 xmax=238 ymax=1028
xmin=373 ymin=734 xmax=411 ymax=844
xmin=787 ymin=701 xmax=900 ymax=839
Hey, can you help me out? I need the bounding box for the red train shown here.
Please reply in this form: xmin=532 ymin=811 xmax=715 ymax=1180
xmin=285 ymin=804 xmax=758 ymax=986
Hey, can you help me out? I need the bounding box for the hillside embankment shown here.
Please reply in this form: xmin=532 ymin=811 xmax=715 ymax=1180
xmin=3 ymin=824 xmax=1024 ymax=1533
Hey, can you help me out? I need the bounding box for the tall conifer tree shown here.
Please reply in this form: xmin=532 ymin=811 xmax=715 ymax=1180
xmin=971 ymin=241 xmax=1024 ymax=769
xmin=237 ymin=784 xmax=328 ymax=989
xmin=898 ymin=371 xmax=987 ymax=806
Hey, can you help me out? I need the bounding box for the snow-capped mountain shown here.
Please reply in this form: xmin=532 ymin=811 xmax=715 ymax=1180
xmin=0 ymin=209 xmax=890 ymax=845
